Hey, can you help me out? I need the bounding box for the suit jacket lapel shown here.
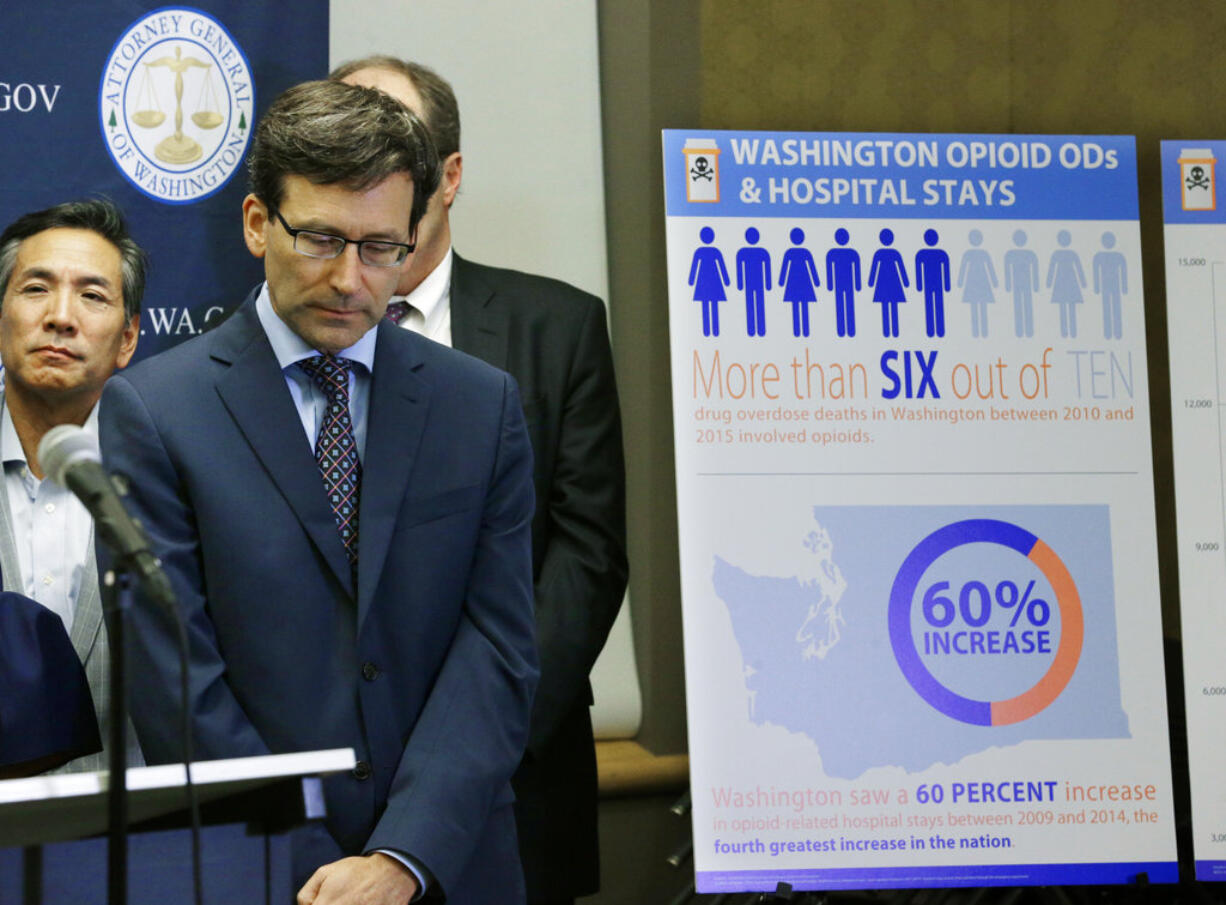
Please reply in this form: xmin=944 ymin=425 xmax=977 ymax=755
xmin=69 ymin=532 xmax=102 ymax=666
xmin=450 ymin=254 xmax=509 ymax=369
xmin=357 ymin=322 xmax=430 ymax=628
xmin=212 ymin=300 xmax=355 ymax=596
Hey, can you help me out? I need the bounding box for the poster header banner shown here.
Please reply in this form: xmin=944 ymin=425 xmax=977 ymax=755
xmin=664 ymin=131 xmax=1138 ymax=221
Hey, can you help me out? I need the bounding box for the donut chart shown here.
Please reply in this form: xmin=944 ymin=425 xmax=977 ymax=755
xmin=888 ymin=518 xmax=1084 ymax=726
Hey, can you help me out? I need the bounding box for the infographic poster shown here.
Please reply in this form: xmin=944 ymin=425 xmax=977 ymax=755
xmin=663 ymin=131 xmax=1176 ymax=892
xmin=1161 ymin=139 xmax=1226 ymax=883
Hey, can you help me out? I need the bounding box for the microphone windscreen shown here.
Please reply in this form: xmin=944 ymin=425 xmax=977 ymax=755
xmin=37 ymin=424 xmax=101 ymax=487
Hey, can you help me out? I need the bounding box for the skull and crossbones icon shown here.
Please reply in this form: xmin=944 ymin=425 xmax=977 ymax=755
xmin=690 ymin=156 xmax=713 ymax=182
xmin=1187 ymin=165 xmax=1211 ymax=191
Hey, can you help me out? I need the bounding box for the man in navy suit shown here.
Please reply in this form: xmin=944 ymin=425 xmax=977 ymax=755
xmin=98 ymin=81 xmax=538 ymax=905
xmin=332 ymin=57 xmax=627 ymax=905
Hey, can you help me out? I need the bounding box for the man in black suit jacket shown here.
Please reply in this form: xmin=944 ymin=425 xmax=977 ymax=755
xmin=333 ymin=56 xmax=628 ymax=905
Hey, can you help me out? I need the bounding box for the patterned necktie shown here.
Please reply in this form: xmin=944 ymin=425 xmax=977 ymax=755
xmin=384 ymin=300 xmax=412 ymax=325
xmin=296 ymin=355 xmax=361 ymax=566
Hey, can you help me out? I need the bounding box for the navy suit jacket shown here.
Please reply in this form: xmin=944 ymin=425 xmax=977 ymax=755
xmin=98 ymin=292 xmax=538 ymax=902
xmin=0 ymin=591 xmax=101 ymax=777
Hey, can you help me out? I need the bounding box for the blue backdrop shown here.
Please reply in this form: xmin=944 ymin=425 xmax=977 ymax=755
xmin=1 ymin=2 xmax=329 ymax=361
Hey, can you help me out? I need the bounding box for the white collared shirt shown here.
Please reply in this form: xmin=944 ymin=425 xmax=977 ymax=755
xmin=390 ymin=246 xmax=453 ymax=347
xmin=1 ymin=400 xmax=96 ymax=633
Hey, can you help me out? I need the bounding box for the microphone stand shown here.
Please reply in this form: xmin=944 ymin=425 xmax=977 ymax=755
xmin=103 ymin=566 xmax=134 ymax=905
xmin=38 ymin=429 xmax=198 ymax=904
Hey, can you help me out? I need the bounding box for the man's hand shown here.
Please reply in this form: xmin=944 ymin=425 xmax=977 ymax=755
xmin=297 ymin=853 xmax=419 ymax=905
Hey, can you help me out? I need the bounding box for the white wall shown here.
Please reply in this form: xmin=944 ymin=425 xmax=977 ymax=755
xmin=330 ymin=0 xmax=610 ymax=300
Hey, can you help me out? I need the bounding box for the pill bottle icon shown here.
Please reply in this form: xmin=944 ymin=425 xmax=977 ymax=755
xmin=684 ymin=138 xmax=721 ymax=203
xmin=1179 ymin=148 xmax=1216 ymax=211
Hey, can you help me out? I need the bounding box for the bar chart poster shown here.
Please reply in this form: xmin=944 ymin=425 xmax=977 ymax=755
xmin=1161 ymin=139 xmax=1226 ymax=883
xmin=663 ymin=131 xmax=1176 ymax=893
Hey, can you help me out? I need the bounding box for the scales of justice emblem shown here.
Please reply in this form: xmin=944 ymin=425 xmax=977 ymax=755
xmin=100 ymin=9 xmax=254 ymax=204
xmin=130 ymin=45 xmax=224 ymax=165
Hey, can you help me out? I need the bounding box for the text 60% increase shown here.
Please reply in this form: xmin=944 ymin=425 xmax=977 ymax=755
xmin=921 ymin=580 xmax=1054 ymax=656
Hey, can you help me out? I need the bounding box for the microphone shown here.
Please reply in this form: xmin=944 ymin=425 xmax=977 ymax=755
xmin=38 ymin=424 xmax=175 ymax=608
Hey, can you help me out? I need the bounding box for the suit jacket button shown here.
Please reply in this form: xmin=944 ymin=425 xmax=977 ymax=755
xmin=361 ymin=662 xmax=380 ymax=681
xmin=353 ymin=761 xmax=372 ymax=781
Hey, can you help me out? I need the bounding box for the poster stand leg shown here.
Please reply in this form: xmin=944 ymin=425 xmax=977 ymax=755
xmin=759 ymin=881 xmax=794 ymax=901
xmin=668 ymin=840 xmax=694 ymax=869
xmin=666 ymin=881 xmax=696 ymax=905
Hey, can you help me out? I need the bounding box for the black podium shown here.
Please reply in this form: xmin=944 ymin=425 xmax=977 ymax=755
xmin=0 ymin=748 xmax=355 ymax=904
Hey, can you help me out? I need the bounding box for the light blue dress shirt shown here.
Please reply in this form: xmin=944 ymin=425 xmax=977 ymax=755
xmin=255 ymin=284 xmax=375 ymax=457
xmin=1 ymin=400 xmax=96 ymax=633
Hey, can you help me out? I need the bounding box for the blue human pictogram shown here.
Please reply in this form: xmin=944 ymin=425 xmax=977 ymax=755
xmin=914 ymin=229 xmax=951 ymax=338
xmin=869 ymin=228 xmax=908 ymax=338
xmin=1092 ymin=231 xmax=1127 ymax=340
xmin=1047 ymin=229 xmax=1086 ymax=338
xmin=1004 ymin=230 xmax=1040 ymax=338
xmin=825 ymin=228 xmax=861 ymax=338
xmin=688 ymin=225 xmax=730 ymax=337
xmin=958 ymin=229 xmax=998 ymax=339
xmin=736 ymin=227 xmax=771 ymax=337
xmin=779 ymin=227 xmax=820 ymax=337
